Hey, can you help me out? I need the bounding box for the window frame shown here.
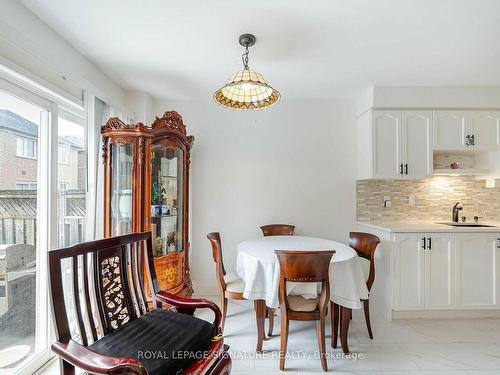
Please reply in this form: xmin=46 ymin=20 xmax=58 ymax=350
xmin=0 ymin=73 xmax=85 ymax=375
xmin=16 ymin=135 xmax=38 ymax=159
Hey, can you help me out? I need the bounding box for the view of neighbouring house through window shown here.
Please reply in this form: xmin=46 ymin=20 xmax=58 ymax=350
xmin=0 ymin=90 xmax=44 ymax=370
xmin=0 ymin=88 xmax=86 ymax=370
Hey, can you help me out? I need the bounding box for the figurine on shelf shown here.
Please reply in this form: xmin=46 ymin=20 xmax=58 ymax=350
xmin=155 ymin=237 xmax=165 ymax=257
xmin=166 ymin=231 xmax=176 ymax=252
xmin=151 ymin=181 xmax=162 ymax=217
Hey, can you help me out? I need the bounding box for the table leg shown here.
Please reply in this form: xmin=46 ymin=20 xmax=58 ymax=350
xmin=331 ymin=302 xmax=339 ymax=349
xmin=340 ymin=306 xmax=351 ymax=354
xmin=254 ymin=299 xmax=266 ymax=353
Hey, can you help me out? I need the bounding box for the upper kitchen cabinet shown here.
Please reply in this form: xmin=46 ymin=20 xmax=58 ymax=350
xmin=356 ymin=110 xmax=432 ymax=179
xmin=433 ymin=110 xmax=500 ymax=151
xmin=433 ymin=111 xmax=468 ymax=150
xmin=468 ymin=111 xmax=500 ymax=150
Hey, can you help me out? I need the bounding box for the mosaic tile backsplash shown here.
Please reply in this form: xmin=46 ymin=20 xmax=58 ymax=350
xmin=356 ymin=176 xmax=500 ymax=222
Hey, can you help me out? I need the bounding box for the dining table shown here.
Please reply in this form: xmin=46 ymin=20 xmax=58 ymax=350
xmin=236 ymin=235 xmax=369 ymax=353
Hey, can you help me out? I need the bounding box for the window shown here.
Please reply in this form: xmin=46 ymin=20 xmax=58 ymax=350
xmin=57 ymin=112 xmax=85 ymax=247
xmin=58 ymin=143 xmax=70 ymax=164
xmin=0 ymin=73 xmax=86 ymax=373
xmin=16 ymin=136 xmax=37 ymax=158
xmin=1 ymin=86 xmax=45 ymax=372
xmin=15 ymin=181 xmax=38 ymax=190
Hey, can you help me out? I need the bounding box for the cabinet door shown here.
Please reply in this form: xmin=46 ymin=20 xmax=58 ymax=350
xmin=425 ymin=234 xmax=455 ymax=309
xmin=468 ymin=111 xmax=500 ymax=150
xmin=394 ymin=234 xmax=425 ymax=310
xmin=372 ymin=111 xmax=402 ymax=178
xmin=433 ymin=111 xmax=468 ymax=150
xmin=455 ymin=234 xmax=499 ymax=309
xmin=402 ymin=111 xmax=433 ymax=178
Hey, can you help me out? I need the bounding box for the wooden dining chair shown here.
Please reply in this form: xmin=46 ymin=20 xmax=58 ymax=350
xmin=207 ymin=232 xmax=274 ymax=335
xmin=331 ymin=231 xmax=380 ymax=344
xmin=275 ymin=250 xmax=335 ymax=372
xmin=259 ymin=224 xmax=295 ymax=336
xmin=260 ymin=224 xmax=295 ymax=237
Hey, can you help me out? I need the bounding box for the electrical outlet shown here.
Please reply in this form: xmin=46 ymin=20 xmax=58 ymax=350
xmin=408 ymin=195 xmax=415 ymax=206
xmin=383 ymin=196 xmax=391 ymax=208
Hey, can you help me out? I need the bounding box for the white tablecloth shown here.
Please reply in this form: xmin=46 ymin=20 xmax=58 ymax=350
xmin=236 ymin=236 xmax=369 ymax=309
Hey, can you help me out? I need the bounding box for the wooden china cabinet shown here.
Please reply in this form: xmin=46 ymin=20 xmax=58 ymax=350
xmin=101 ymin=111 xmax=194 ymax=296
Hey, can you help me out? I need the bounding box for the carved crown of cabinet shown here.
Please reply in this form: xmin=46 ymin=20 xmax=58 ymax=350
xmin=101 ymin=111 xmax=194 ymax=296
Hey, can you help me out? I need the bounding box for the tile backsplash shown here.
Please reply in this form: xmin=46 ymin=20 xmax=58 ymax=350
xmin=357 ymin=176 xmax=500 ymax=222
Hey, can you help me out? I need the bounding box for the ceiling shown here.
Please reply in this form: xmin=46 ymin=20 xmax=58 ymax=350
xmin=20 ymin=0 xmax=500 ymax=100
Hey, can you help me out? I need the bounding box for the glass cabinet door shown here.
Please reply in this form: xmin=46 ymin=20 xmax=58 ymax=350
xmin=150 ymin=143 xmax=183 ymax=258
xmin=110 ymin=143 xmax=134 ymax=235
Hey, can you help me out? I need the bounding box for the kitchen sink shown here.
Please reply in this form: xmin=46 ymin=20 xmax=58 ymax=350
xmin=435 ymin=222 xmax=496 ymax=227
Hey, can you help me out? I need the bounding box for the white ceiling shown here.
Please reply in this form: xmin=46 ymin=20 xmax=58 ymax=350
xmin=20 ymin=0 xmax=500 ymax=100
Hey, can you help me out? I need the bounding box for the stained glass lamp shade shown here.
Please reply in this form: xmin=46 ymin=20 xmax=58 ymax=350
xmin=214 ymin=34 xmax=280 ymax=110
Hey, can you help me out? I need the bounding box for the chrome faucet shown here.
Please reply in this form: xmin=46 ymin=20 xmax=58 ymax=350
xmin=452 ymin=202 xmax=463 ymax=222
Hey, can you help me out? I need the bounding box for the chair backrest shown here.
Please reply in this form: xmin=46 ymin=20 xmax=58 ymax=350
xmin=49 ymin=232 xmax=159 ymax=346
xmin=207 ymin=232 xmax=227 ymax=290
xmin=275 ymin=250 xmax=334 ymax=311
xmin=349 ymin=232 xmax=380 ymax=290
xmin=260 ymin=224 xmax=295 ymax=237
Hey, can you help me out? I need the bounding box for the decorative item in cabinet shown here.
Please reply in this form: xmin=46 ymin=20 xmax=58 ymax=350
xmin=101 ymin=111 xmax=194 ymax=296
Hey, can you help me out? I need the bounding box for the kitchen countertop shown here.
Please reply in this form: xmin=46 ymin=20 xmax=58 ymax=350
xmin=357 ymin=221 xmax=500 ymax=233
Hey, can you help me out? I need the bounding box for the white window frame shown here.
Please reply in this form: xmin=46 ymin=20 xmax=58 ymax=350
xmin=15 ymin=181 xmax=38 ymax=190
xmin=16 ymin=136 xmax=38 ymax=159
xmin=0 ymin=74 xmax=84 ymax=375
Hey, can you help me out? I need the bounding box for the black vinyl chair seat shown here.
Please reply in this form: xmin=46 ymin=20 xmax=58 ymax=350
xmin=89 ymin=308 xmax=217 ymax=375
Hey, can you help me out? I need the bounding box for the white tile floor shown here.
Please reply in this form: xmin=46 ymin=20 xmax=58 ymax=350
xmin=41 ymin=296 xmax=500 ymax=375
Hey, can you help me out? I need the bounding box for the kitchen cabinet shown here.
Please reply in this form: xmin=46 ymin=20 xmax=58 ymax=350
xmin=468 ymin=111 xmax=500 ymax=150
xmin=455 ymin=234 xmax=500 ymax=309
xmin=433 ymin=110 xmax=500 ymax=151
xmin=357 ymin=110 xmax=433 ymax=179
xmin=402 ymin=111 xmax=433 ymax=178
xmin=425 ymin=233 xmax=455 ymax=309
xmin=394 ymin=234 xmax=425 ymax=310
xmin=394 ymin=232 xmax=500 ymax=311
xmin=394 ymin=233 xmax=454 ymax=310
xmin=372 ymin=111 xmax=401 ymax=178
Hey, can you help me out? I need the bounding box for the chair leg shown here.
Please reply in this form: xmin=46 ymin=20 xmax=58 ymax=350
xmin=267 ymin=308 xmax=275 ymax=337
xmin=330 ymin=301 xmax=339 ymax=348
xmin=220 ymin=296 xmax=228 ymax=333
xmin=315 ymin=319 xmax=328 ymax=371
xmin=60 ymin=359 xmax=75 ymax=375
xmin=363 ymin=299 xmax=373 ymax=339
xmin=340 ymin=307 xmax=351 ymax=354
xmin=279 ymin=312 xmax=289 ymax=371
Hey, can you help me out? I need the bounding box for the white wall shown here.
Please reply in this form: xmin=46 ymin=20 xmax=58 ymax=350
xmin=0 ymin=0 xmax=128 ymax=111
xmin=153 ymin=99 xmax=357 ymax=294
xmin=126 ymin=91 xmax=154 ymax=123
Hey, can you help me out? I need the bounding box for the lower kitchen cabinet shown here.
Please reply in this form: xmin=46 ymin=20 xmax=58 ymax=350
xmin=455 ymin=234 xmax=500 ymax=309
xmin=394 ymin=232 xmax=500 ymax=310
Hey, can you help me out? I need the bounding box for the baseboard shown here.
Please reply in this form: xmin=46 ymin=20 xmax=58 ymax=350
xmin=392 ymin=309 xmax=500 ymax=319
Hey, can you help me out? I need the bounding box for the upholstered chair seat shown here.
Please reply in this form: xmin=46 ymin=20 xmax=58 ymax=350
xmin=287 ymin=295 xmax=319 ymax=312
xmin=223 ymin=273 xmax=245 ymax=293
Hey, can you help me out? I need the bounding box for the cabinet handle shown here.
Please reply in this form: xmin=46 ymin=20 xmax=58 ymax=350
xmin=497 ymin=238 xmax=500 ymax=249
xmin=471 ymin=134 xmax=475 ymax=146
xmin=465 ymin=135 xmax=469 ymax=146
xmin=428 ymin=237 xmax=432 ymax=250
xmin=400 ymin=164 xmax=404 ymax=175
xmin=404 ymin=163 xmax=408 ymax=175
xmin=422 ymin=237 xmax=426 ymax=250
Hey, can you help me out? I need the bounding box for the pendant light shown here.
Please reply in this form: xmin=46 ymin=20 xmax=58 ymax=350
xmin=214 ymin=34 xmax=280 ymax=110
